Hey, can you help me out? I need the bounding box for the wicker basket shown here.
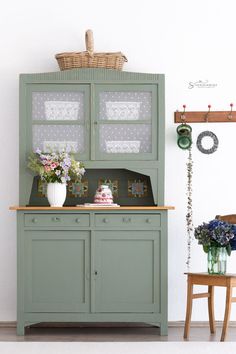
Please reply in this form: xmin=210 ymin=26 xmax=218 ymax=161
xmin=55 ymin=30 xmax=128 ymax=71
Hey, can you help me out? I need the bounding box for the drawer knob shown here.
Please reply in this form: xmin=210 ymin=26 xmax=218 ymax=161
xmin=123 ymin=217 xmax=131 ymax=223
xmin=52 ymin=217 xmax=61 ymax=222
xmin=75 ymin=218 xmax=80 ymax=223
xmin=103 ymin=218 xmax=108 ymax=223
xmin=32 ymin=218 xmax=37 ymax=223
xmin=146 ymin=218 xmax=151 ymax=224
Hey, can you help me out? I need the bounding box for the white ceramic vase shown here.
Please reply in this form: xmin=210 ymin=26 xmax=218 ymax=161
xmin=47 ymin=183 xmax=67 ymax=207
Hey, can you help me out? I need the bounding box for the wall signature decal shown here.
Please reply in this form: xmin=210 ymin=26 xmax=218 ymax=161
xmin=188 ymin=80 xmax=217 ymax=89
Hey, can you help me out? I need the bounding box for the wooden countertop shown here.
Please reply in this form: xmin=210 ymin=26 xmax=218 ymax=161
xmin=9 ymin=206 xmax=175 ymax=211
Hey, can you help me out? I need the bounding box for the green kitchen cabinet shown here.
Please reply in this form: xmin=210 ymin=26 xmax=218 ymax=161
xmin=15 ymin=208 xmax=169 ymax=336
xmin=13 ymin=68 xmax=172 ymax=336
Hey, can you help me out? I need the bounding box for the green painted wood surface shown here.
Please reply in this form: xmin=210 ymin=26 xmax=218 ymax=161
xmin=94 ymin=230 xmax=160 ymax=313
xmin=19 ymin=68 xmax=165 ymax=206
xmin=24 ymin=213 xmax=90 ymax=227
xmin=16 ymin=209 xmax=167 ymax=335
xmin=17 ymin=68 xmax=168 ymax=336
xmin=94 ymin=213 xmax=161 ymax=228
xmin=24 ymin=230 xmax=90 ymax=313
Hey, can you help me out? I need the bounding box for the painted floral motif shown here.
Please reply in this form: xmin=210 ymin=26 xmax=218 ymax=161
xmin=128 ymin=179 xmax=148 ymax=198
xmin=68 ymin=180 xmax=88 ymax=198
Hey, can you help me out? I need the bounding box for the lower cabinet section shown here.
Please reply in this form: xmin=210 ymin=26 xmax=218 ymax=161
xmin=17 ymin=210 xmax=167 ymax=336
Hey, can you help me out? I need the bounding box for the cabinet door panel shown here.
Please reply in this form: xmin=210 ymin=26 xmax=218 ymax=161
xmin=24 ymin=231 xmax=90 ymax=312
xmin=94 ymin=85 xmax=157 ymax=160
xmin=94 ymin=231 xmax=160 ymax=313
xmin=26 ymin=84 xmax=90 ymax=160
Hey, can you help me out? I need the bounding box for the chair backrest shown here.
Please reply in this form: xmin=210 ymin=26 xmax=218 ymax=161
xmin=215 ymin=214 xmax=236 ymax=224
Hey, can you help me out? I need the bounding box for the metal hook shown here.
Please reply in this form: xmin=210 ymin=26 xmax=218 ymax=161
xmin=205 ymin=104 xmax=211 ymax=122
xmin=180 ymin=105 xmax=186 ymax=123
xmin=228 ymin=103 xmax=233 ymax=120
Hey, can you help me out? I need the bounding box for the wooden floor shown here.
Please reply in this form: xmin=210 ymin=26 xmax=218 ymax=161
xmin=1 ymin=323 xmax=236 ymax=341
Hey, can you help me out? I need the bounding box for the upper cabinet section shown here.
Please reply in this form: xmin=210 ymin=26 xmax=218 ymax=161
xmin=20 ymin=69 xmax=164 ymax=162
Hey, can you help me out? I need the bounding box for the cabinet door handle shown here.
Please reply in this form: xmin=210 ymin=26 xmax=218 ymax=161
xmin=32 ymin=218 xmax=37 ymax=223
xmin=52 ymin=217 xmax=61 ymax=222
xmin=75 ymin=218 xmax=80 ymax=223
xmin=94 ymin=121 xmax=98 ymax=125
xmin=146 ymin=218 xmax=151 ymax=224
xmin=103 ymin=218 xmax=108 ymax=223
xmin=94 ymin=270 xmax=98 ymax=276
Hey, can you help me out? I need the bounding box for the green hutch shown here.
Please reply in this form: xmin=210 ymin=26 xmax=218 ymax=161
xmin=11 ymin=68 xmax=174 ymax=335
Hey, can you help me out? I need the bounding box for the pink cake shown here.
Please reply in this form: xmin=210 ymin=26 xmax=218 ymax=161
xmin=94 ymin=185 xmax=113 ymax=204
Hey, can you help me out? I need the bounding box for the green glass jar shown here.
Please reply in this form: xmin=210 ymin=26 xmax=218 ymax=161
xmin=207 ymin=246 xmax=227 ymax=275
xmin=177 ymin=124 xmax=192 ymax=150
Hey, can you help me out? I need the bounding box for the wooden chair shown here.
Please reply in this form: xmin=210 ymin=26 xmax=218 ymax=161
xmin=184 ymin=214 xmax=236 ymax=342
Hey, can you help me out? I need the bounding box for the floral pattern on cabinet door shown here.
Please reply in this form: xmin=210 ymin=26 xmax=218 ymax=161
xmin=99 ymin=92 xmax=152 ymax=120
xmin=99 ymin=124 xmax=152 ymax=153
xmin=32 ymin=125 xmax=85 ymax=153
xmin=32 ymin=92 xmax=85 ymax=121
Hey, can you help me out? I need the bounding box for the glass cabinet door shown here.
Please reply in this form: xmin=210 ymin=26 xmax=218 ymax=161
xmin=27 ymin=84 xmax=90 ymax=160
xmin=94 ymin=85 xmax=157 ymax=160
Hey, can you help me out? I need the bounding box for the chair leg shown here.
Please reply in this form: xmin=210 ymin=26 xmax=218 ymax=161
xmin=208 ymin=285 xmax=215 ymax=334
xmin=184 ymin=278 xmax=193 ymax=339
xmin=221 ymin=284 xmax=232 ymax=341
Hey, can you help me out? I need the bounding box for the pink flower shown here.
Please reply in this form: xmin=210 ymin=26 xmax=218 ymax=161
xmin=50 ymin=162 xmax=59 ymax=170
xmin=44 ymin=166 xmax=51 ymax=172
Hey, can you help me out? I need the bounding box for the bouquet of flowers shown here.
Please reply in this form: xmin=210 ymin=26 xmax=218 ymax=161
xmin=194 ymin=219 xmax=236 ymax=256
xmin=28 ymin=149 xmax=85 ymax=184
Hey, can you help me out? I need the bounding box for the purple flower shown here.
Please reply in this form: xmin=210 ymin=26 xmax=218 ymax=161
xmin=35 ymin=148 xmax=41 ymax=154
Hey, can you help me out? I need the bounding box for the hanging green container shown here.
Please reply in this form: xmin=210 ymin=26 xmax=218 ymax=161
xmin=177 ymin=124 xmax=192 ymax=150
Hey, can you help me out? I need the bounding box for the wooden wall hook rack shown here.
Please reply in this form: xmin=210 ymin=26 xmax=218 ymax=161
xmin=174 ymin=104 xmax=236 ymax=123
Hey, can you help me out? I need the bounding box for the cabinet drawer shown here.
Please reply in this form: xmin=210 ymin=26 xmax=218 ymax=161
xmin=95 ymin=214 xmax=161 ymax=228
xmin=24 ymin=214 xmax=90 ymax=227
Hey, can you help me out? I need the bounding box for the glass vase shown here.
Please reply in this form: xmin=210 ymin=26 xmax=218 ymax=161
xmin=207 ymin=246 xmax=227 ymax=275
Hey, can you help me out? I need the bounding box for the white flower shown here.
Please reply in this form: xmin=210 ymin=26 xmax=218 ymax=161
xmin=61 ymin=177 xmax=66 ymax=183
xmin=79 ymin=167 xmax=85 ymax=175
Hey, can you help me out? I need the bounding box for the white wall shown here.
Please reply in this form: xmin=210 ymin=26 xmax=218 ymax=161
xmin=1 ymin=0 xmax=236 ymax=322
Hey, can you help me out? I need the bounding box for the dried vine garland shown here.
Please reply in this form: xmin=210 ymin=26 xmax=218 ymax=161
xmin=186 ymin=147 xmax=193 ymax=270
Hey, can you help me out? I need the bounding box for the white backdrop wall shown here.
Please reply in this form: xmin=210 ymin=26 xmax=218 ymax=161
xmin=1 ymin=0 xmax=236 ymax=322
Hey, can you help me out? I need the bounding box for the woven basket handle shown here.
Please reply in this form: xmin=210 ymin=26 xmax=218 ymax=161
xmin=85 ymin=29 xmax=94 ymax=57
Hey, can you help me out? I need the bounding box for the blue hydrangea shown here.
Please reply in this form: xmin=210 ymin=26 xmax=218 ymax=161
xmin=194 ymin=219 xmax=236 ymax=252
